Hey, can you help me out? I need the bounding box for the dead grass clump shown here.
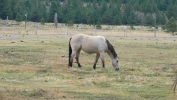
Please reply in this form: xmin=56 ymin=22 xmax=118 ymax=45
xmin=172 ymin=74 xmax=177 ymax=93
xmin=0 ymin=92 xmax=4 ymax=100
xmin=20 ymin=88 xmax=47 ymax=98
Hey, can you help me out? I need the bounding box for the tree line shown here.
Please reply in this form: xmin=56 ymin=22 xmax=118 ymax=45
xmin=0 ymin=0 xmax=177 ymax=27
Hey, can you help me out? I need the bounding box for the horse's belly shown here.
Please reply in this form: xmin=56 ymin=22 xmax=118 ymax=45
xmin=81 ymin=36 xmax=106 ymax=54
xmin=82 ymin=46 xmax=98 ymax=54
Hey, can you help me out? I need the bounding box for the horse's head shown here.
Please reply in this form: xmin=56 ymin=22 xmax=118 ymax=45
xmin=112 ymin=57 xmax=119 ymax=71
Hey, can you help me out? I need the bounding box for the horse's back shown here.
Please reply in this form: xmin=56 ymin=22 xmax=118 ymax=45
xmin=71 ymin=34 xmax=107 ymax=54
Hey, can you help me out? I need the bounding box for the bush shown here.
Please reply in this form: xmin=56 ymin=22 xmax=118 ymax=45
xmin=96 ymin=21 xmax=102 ymax=29
xmin=130 ymin=25 xmax=135 ymax=30
xmin=41 ymin=18 xmax=45 ymax=25
xmin=15 ymin=13 xmax=23 ymax=22
xmin=66 ymin=20 xmax=73 ymax=27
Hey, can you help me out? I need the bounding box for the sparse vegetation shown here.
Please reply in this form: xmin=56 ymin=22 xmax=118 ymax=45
xmin=18 ymin=30 xmax=21 ymax=35
xmin=0 ymin=23 xmax=177 ymax=100
xmin=172 ymin=74 xmax=177 ymax=93
xmin=41 ymin=18 xmax=45 ymax=25
xmin=96 ymin=21 xmax=102 ymax=29
xmin=66 ymin=20 xmax=74 ymax=27
xmin=22 ymin=33 xmax=25 ymax=37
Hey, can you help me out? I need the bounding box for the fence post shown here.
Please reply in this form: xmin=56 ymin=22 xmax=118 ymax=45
xmin=95 ymin=26 xmax=97 ymax=36
xmin=25 ymin=13 xmax=28 ymax=30
xmin=124 ymin=26 xmax=128 ymax=37
xmin=54 ymin=13 xmax=58 ymax=28
xmin=154 ymin=28 xmax=156 ymax=37
xmin=4 ymin=16 xmax=8 ymax=31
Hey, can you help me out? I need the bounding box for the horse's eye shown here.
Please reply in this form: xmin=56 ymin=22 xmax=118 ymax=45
xmin=117 ymin=61 xmax=118 ymax=63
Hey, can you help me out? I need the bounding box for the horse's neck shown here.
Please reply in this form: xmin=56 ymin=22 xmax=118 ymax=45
xmin=107 ymin=50 xmax=115 ymax=61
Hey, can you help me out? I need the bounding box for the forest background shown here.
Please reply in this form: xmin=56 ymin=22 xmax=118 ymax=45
xmin=0 ymin=0 xmax=177 ymax=27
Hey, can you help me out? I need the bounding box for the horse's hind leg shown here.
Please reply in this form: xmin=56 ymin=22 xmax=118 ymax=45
xmin=69 ymin=51 xmax=76 ymax=67
xmin=76 ymin=49 xmax=82 ymax=68
xmin=93 ymin=53 xmax=100 ymax=69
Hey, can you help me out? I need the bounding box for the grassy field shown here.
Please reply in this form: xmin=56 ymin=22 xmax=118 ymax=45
xmin=0 ymin=24 xmax=177 ymax=100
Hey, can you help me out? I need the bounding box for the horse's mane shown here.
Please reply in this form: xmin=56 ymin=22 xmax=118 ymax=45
xmin=106 ymin=39 xmax=117 ymax=58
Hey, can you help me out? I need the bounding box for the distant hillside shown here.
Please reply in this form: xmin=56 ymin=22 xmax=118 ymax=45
xmin=0 ymin=0 xmax=177 ymax=26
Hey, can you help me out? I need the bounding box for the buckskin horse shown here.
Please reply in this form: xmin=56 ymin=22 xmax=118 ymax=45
xmin=68 ymin=34 xmax=119 ymax=71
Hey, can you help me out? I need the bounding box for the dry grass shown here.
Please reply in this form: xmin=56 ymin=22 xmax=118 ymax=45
xmin=1 ymin=21 xmax=177 ymax=38
xmin=0 ymin=22 xmax=177 ymax=100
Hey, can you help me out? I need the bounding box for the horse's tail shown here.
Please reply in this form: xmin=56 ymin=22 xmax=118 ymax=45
xmin=68 ymin=37 xmax=72 ymax=67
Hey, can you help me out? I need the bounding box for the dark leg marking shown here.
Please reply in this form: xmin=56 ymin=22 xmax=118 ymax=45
xmin=93 ymin=53 xmax=100 ymax=69
xmin=102 ymin=60 xmax=105 ymax=68
xmin=93 ymin=63 xmax=96 ymax=70
xmin=76 ymin=56 xmax=82 ymax=68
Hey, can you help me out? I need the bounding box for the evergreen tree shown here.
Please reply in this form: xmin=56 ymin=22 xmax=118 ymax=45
xmin=113 ymin=14 xmax=122 ymax=25
xmin=41 ymin=18 xmax=45 ymax=25
xmin=0 ymin=0 xmax=11 ymax=19
xmin=15 ymin=13 xmax=23 ymax=22
xmin=48 ymin=1 xmax=58 ymax=22
xmin=166 ymin=4 xmax=177 ymax=19
xmin=1 ymin=0 xmax=177 ymax=26
xmin=156 ymin=12 xmax=166 ymax=25
xmin=31 ymin=0 xmax=41 ymax=22
xmin=143 ymin=13 xmax=155 ymax=26
xmin=102 ymin=8 xmax=113 ymax=24
xmin=96 ymin=21 xmax=102 ymax=29
xmin=165 ymin=17 xmax=177 ymax=36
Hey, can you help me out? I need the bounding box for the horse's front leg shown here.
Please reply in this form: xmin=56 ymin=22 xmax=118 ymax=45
xmin=93 ymin=53 xmax=100 ymax=69
xmin=100 ymin=52 xmax=105 ymax=68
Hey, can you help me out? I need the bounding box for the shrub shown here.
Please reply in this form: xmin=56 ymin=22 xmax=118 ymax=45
xmin=96 ymin=21 xmax=102 ymax=29
xmin=41 ymin=18 xmax=45 ymax=25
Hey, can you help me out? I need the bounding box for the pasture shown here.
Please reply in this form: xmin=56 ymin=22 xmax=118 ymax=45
xmin=0 ymin=23 xmax=177 ymax=100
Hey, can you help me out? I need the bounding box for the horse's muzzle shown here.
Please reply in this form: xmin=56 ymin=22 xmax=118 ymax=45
xmin=115 ymin=68 xmax=119 ymax=71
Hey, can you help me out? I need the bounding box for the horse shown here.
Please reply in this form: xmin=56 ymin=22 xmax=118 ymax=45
xmin=68 ymin=34 xmax=119 ymax=71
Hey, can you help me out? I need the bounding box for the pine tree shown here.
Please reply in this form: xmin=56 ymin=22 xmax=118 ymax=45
xmin=48 ymin=1 xmax=58 ymax=22
xmin=113 ymin=14 xmax=122 ymax=25
xmin=96 ymin=21 xmax=102 ymax=29
xmin=0 ymin=0 xmax=11 ymax=19
xmin=41 ymin=18 xmax=45 ymax=25
xmin=143 ymin=13 xmax=155 ymax=26
xmin=166 ymin=4 xmax=177 ymax=19
xmin=156 ymin=12 xmax=166 ymax=25
xmin=165 ymin=17 xmax=177 ymax=36
xmin=15 ymin=13 xmax=23 ymax=22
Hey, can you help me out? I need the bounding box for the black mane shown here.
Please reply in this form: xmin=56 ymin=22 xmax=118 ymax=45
xmin=106 ymin=39 xmax=117 ymax=58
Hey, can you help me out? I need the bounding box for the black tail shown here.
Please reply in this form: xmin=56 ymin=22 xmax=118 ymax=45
xmin=68 ymin=37 xmax=72 ymax=67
